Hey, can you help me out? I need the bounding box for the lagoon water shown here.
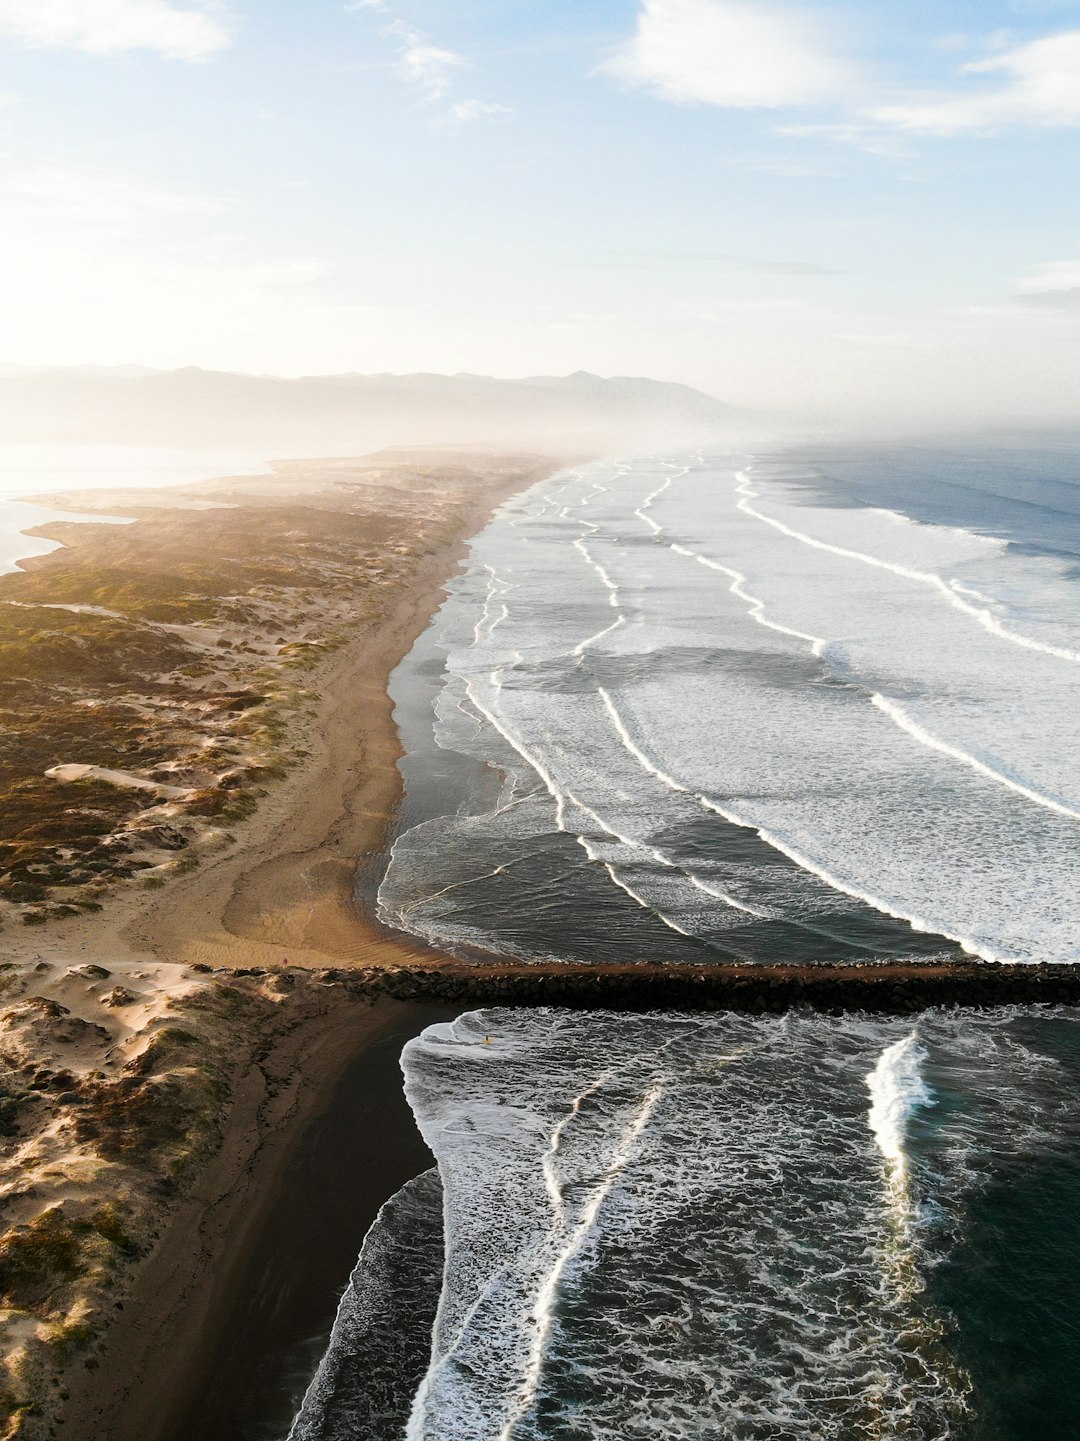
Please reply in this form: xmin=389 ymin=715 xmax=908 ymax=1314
xmin=298 ymin=441 xmax=1080 ymax=1439
xmin=0 ymin=444 xmax=270 ymax=573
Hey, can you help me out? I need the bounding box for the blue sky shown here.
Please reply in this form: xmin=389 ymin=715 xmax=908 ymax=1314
xmin=1 ymin=0 xmax=1080 ymax=418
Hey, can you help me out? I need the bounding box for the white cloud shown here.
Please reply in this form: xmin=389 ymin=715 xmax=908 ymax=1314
xmin=385 ymin=19 xmax=468 ymax=101
xmin=1019 ymin=259 xmax=1080 ymax=294
xmin=602 ymin=0 xmax=855 ymax=109
xmin=449 ymin=98 xmax=512 ymax=123
xmin=0 ymin=0 xmax=230 ymax=61
xmin=350 ymin=6 xmax=510 ymax=120
xmin=777 ymin=120 xmax=912 ymax=157
xmin=604 ymin=5 xmax=1080 ymax=146
xmin=876 ymin=30 xmax=1080 ymax=133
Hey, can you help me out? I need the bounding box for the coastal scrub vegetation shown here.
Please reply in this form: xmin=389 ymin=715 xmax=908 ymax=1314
xmin=0 ymin=964 xmax=299 ymax=1439
xmin=0 ymin=453 xmax=541 ymax=924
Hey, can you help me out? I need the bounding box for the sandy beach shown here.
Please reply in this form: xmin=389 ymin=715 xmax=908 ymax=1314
xmin=0 ymin=448 xmax=560 ymax=1441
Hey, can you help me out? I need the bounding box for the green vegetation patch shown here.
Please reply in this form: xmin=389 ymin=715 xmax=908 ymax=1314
xmin=0 ymin=780 xmax=146 ymax=902
xmin=0 ymin=1199 xmax=146 ymax=1320
xmin=0 ymin=481 xmax=460 ymax=915
xmin=0 ymin=1209 xmax=86 ymax=1306
xmin=0 ymin=608 xmax=192 ymax=694
xmin=73 ymin=1036 xmax=230 ymax=1179
xmin=0 ymin=702 xmax=183 ymax=785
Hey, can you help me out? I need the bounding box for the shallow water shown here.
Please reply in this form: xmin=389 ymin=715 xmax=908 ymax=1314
xmin=0 ymin=443 xmax=270 ymax=573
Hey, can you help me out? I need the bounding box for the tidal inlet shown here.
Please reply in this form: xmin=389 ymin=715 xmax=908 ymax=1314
xmin=0 ymin=4 xmax=1079 ymax=1441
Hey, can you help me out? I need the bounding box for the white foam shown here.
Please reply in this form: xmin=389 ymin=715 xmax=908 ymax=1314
xmin=866 ymin=1032 xmax=935 ymax=1167
xmin=870 ymin=692 xmax=1080 ymax=821
xmin=379 ymin=450 xmax=1080 ymax=966
xmin=669 ymin=542 xmax=827 ymax=654
xmin=496 ymin=1081 xmax=663 ymax=1440
xmin=734 ymin=468 xmax=1080 ymax=666
xmin=397 ymin=1008 xmax=1026 ymax=1441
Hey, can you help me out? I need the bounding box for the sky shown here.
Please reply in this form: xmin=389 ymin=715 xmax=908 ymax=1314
xmin=1 ymin=0 xmax=1080 ymax=419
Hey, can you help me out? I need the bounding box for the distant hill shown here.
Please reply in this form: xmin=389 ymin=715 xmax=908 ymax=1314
xmin=0 ymin=367 xmax=734 ymax=451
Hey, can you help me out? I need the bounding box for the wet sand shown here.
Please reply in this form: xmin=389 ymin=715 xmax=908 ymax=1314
xmin=164 ymin=1003 xmax=460 ymax=1441
xmin=64 ymin=998 xmax=461 ymax=1441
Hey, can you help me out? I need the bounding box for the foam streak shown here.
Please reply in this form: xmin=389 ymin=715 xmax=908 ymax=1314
xmin=734 ymin=469 xmax=1080 ymax=666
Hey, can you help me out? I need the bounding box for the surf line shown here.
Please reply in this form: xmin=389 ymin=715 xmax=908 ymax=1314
xmin=618 ymin=460 xmax=829 ymax=656
xmin=658 ymin=518 xmax=1080 ymax=825
xmin=698 ymin=793 xmax=1010 ymax=963
xmin=669 ymin=542 xmax=828 ymax=654
xmin=871 ymin=693 xmax=1080 ymax=822
xmin=866 ymin=1031 xmax=934 ymax=1182
xmin=595 ymin=685 xmax=1014 ymax=964
xmin=459 ymin=667 xmax=742 ymax=944
xmin=472 ymin=564 xmax=513 ymax=649
xmin=595 ymin=686 xmax=923 ymax=953
xmin=535 ymin=464 xmax=608 ymax=523
xmin=863 ymin=1030 xmax=961 ymax=1407
xmin=734 ymin=469 xmax=1080 ymax=667
xmin=593 ymin=688 xmax=767 ymax=920
xmin=569 ymin=479 xmax=633 ymax=657
xmin=631 ymin=456 xmax=697 ymax=535
xmin=598 ymin=684 xmax=908 ymax=952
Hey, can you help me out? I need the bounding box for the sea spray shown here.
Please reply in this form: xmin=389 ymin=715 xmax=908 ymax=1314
xmin=867 ymin=1032 xmax=935 ymax=1173
xmin=861 ymin=1029 xmax=958 ymax=1426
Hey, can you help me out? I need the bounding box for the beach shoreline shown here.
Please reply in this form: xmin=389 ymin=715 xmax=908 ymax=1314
xmin=60 ymin=994 xmax=464 ymax=1441
xmin=1 ymin=448 xmax=550 ymax=975
xmin=0 ymin=448 xmax=563 ymax=1441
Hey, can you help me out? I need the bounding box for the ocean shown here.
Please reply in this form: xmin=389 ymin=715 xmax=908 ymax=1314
xmin=298 ymin=439 xmax=1080 ymax=1438
xmin=292 ymin=1005 xmax=1080 ymax=1441
xmin=377 ymin=441 xmax=1080 ymax=967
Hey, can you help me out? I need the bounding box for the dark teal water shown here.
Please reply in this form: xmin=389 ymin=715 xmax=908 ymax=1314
xmin=291 ymin=1007 xmax=1080 ymax=1441
xmin=924 ymin=1014 xmax=1080 ymax=1440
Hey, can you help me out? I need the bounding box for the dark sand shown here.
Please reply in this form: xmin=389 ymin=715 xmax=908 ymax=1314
xmin=163 ymin=1001 xmax=460 ymax=1441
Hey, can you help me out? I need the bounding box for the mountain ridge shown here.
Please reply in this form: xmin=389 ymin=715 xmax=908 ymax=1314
xmin=0 ymin=367 xmax=734 ymax=450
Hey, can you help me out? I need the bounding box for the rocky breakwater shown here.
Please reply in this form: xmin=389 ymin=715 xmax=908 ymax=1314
xmin=286 ymin=958 xmax=1080 ymax=1015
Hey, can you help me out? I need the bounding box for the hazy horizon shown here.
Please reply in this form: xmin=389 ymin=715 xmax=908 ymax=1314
xmin=1 ymin=1 xmax=1079 ymax=428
